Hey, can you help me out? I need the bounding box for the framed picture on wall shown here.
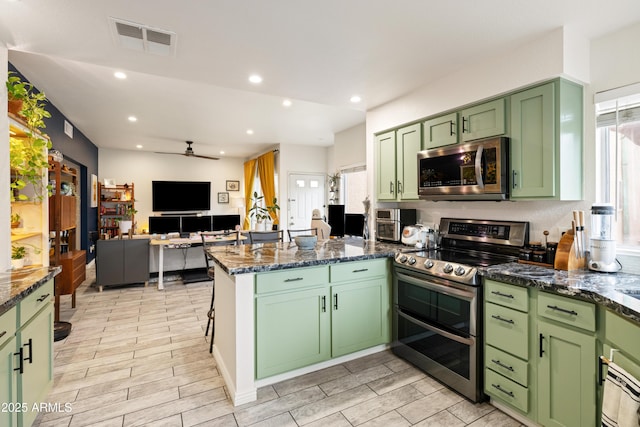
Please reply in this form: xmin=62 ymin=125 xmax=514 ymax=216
xmin=226 ymin=180 xmax=240 ymax=191
xmin=218 ymin=192 xmax=229 ymax=204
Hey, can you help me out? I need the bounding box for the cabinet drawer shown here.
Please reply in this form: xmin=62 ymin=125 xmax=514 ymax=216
xmin=0 ymin=306 xmax=17 ymax=348
xmin=255 ymin=266 xmax=328 ymax=294
xmin=485 ymin=368 xmax=529 ymax=413
xmin=330 ymin=259 xmax=387 ymax=283
xmin=19 ymin=280 xmax=54 ymax=327
xmin=537 ymin=292 xmax=595 ymax=332
xmin=485 ymin=302 xmax=529 ymax=360
xmin=486 ymin=344 xmax=528 ymax=386
xmin=485 ymin=280 xmax=528 ymax=312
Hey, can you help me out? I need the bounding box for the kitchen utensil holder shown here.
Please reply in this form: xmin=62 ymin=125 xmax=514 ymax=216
xmin=554 ymin=228 xmax=586 ymax=271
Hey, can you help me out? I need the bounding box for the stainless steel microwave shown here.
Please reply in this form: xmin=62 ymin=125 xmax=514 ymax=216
xmin=418 ymin=137 xmax=509 ymax=201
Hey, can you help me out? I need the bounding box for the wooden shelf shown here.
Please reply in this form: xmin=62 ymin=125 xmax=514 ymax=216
xmin=11 ymin=232 xmax=41 ymax=242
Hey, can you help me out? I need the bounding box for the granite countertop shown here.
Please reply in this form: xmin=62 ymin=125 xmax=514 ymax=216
xmin=207 ymin=238 xmax=403 ymax=275
xmin=0 ymin=266 xmax=61 ymax=317
xmin=483 ymin=262 xmax=640 ymax=324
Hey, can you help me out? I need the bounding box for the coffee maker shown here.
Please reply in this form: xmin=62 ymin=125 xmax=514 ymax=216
xmin=588 ymin=204 xmax=620 ymax=272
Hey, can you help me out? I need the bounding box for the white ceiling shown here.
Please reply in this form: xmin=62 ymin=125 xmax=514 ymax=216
xmin=1 ymin=0 xmax=639 ymax=159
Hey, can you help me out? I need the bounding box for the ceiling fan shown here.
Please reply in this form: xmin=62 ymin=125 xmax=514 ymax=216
xmin=155 ymin=140 xmax=219 ymax=160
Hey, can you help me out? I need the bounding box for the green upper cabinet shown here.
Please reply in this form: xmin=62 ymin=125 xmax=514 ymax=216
xmin=460 ymin=98 xmax=506 ymax=142
xmin=375 ymin=130 xmax=397 ymax=200
xmin=423 ymin=112 xmax=458 ymax=149
xmin=510 ymin=79 xmax=583 ymax=200
xmin=375 ymin=124 xmax=421 ymax=201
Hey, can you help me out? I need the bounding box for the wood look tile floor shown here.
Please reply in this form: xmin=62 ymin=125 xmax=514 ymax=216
xmin=34 ymin=264 xmax=523 ymax=427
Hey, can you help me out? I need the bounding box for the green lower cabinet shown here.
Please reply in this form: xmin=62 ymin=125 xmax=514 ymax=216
xmin=331 ymin=278 xmax=390 ymax=358
xmin=0 ymin=335 xmax=18 ymax=427
xmin=255 ymin=286 xmax=330 ymax=379
xmin=537 ymin=319 xmax=596 ymax=427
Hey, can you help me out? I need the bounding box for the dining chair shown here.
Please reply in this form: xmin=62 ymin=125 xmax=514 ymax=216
xmin=286 ymin=228 xmax=319 ymax=242
xmin=200 ymin=230 xmax=238 ymax=353
xmin=248 ymin=230 xmax=284 ymax=244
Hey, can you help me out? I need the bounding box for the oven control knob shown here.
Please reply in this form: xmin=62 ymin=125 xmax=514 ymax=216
xmin=424 ymin=259 xmax=434 ymax=269
xmin=407 ymin=256 xmax=417 ymax=265
xmin=397 ymin=254 xmax=408 ymax=263
xmin=454 ymin=266 xmax=466 ymax=276
xmin=443 ymin=263 xmax=454 ymax=274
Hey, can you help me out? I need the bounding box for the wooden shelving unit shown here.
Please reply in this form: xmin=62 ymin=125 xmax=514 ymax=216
xmin=49 ymin=159 xmax=85 ymax=320
xmin=98 ymin=183 xmax=135 ymax=238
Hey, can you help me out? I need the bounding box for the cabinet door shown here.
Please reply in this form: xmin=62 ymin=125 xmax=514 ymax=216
xmin=331 ymin=278 xmax=390 ymax=357
xmin=0 ymin=337 xmax=18 ymax=427
xmin=17 ymin=302 xmax=53 ymax=427
xmin=395 ymin=123 xmax=421 ymax=200
xmin=510 ymin=83 xmax=555 ymax=198
xmin=123 ymin=240 xmax=150 ymax=284
xmin=375 ymin=131 xmax=397 ymax=200
xmin=96 ymin=240 xmax=124 ymax=286
xmin=255 ymin=287 xmax=330 ymax=378
xmin=460 ymin=98 xmax=506 ymax=142
xmin=537 ymin=319 xmax=596 ymax=427
xmin=423 ymin=112 xmax=458 ymax=149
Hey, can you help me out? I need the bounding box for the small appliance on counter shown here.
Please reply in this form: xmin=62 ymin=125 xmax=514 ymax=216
xmin=589 ymin=203 xmax=621 ymax=272
xmin=401 ymin=224 xmax=430 ymax=248
xmin=375 ymin=208 xmax=416 ymax=242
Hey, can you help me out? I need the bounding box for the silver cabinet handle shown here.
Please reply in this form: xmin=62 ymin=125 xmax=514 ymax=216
xmin=390 ymin=181 xmax=394 ymax=194
xmin=397 ymin=181 xmax=403 ymax=194
xmin=512 ymin=170 xmax=518 ymax=188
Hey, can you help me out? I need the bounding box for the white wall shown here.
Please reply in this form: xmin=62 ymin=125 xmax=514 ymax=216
xmin=333 ymin=123 xmax=366 ymax=170
xmin=98 ymin=148 xmax=245 ymax=233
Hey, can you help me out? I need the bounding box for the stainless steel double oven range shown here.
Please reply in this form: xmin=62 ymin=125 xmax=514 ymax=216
xmin=392 ymin=218 xmax=529 ymax=402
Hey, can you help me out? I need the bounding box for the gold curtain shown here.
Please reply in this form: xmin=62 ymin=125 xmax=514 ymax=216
xmin=243 ymin=159 xmax=257 ymax=229
xmin=257 ymin=151 xmax=278 ymax=226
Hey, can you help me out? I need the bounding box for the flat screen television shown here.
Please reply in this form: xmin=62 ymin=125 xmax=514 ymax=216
xmin=344 ymin=213 xmax=365 ymax=237
xmin=212 ymin=214 xmax=241 ymax=231
xmin=152 ymin=181 xmax=211 ymax=212
xmin=181 ymin=215 xmax=212 ymax=233
xmin=149 ymin=216 xmax=181 ymax=235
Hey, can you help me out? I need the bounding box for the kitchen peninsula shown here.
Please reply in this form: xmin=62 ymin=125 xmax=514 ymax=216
xmin=206 ymin=238 xmax=401 ymax=406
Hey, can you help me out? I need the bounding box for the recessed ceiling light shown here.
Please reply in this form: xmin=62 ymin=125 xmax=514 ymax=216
xmin=219 ymin=151 xmax=225 ymax=155
xmin=350 ymin=95 xmax=362 ymax=103
xmin=246 ymin=129 xmax=254 ymax=135
xmin=136 ymin=144 xmax=143 ymax=149
xmin=248 ymin=74 xmax=263 ymax=84
xmin=114 ymin=71 xmax=127 ymax=79
xmin=282 ymin=99 xmax=292 ymax=107
xmin=128 ymin=116 xmax=137 ymax=122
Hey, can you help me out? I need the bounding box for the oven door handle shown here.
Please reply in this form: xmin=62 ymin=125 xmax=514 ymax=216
xmin=397 ymin=309 xmax=475 ymax=346
xmin=395 ymin=271 xmax=475 ymax=301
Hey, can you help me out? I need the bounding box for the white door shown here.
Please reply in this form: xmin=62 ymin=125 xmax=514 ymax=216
xmin=288 ymin=174 xmax=325 ymax=230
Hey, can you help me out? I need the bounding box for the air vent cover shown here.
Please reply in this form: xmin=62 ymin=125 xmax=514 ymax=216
xmin=110 ymin=17 xmax=176 ymax=56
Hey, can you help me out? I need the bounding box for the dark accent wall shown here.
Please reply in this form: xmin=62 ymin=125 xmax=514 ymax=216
xmin=10 ymin=63 xmax=99 ymax=262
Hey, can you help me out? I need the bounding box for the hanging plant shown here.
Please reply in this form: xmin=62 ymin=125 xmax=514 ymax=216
xmin=8 ymin=72 xmax=52 ymax=202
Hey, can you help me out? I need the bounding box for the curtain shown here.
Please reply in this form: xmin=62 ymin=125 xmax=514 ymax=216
xmin=257 ymin=151 xmax=278 ymax=226
xmin=243 ymin=159 xmax=257 ymax=229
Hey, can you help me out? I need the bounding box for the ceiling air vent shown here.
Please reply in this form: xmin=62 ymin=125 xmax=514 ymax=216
xmin=109 ymin=17 xmax=176 ymax=56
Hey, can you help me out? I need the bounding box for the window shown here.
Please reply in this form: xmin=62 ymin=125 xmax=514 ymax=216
xmin=341 ymin=166 xmax=367 ymax=214
xmin=595 ymin=90 xmax=640 ymax=248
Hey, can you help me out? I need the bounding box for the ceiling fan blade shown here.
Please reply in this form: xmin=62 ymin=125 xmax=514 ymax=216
xmin=192 ymin=154 xmax=220 ymax=160
xmin=153 ymin=151 xmax=183 ymax=155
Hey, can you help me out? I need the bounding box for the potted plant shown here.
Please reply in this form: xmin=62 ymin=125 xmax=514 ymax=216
xmin=11 ymin=212 xmax=21 ymax=229
xmin=266 ymin=197 xmax=280 ymax=229
xmin=119 ymin=204 xmax=138 ymax=234
xmin=11 ymin=244 xmax=27 ymax=269
xmin=8 ymin=72 xmax=52 ymax=202
xmin=6 ymin=71 xmax=28 ymax=116
xmin=249 ymin=192 xmax=269 ymax=230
